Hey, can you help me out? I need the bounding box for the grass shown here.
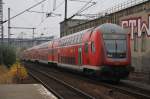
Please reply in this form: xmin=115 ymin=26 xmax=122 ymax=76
xmin=0 ymin=65 xmax=13 ymax=84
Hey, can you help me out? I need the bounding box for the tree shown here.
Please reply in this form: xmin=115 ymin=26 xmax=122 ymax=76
xmin=0 ymin=44 xmax=16 ymax=67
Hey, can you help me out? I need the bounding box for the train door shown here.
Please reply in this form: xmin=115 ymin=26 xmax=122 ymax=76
xmin=78 ymin=47 xmax=82 ymax=65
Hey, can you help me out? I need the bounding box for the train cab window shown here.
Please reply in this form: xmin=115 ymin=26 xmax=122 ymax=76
xmin=103 ymin=34 xmax=127 ymax=58
xmin=91 ymin=41 xmax=95 ymax=53
xmin=84 ymin=42 xmax=88 ymax=53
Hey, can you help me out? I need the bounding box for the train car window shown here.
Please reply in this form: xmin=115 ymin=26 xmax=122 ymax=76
xmin=65 ymin=39 xmax=67 ymax=46
xmin=49 ymin=49 xmax=51 ymax=54
xmin=69 ymin=37 xmax=72 ymax=45
xmin=59 ymin=40 xmax=61 ymax=46
xmin=84 ymin=42 xmax=88 ymax=53
xmin=75 ymin=35 xmax=78 ymax=44
xmin=61 ymin=40 xmax=63 ymax=46
xmin=79 ymin=34 xmax=83 ymax=43
xmin=63 ymin=39 xmax=65 ymax=46
xmin=68 ymin=37 xmax=71 ymax=45
xmin=66 ymin=39 xmax=68 ymax=45
xmin=67 ymin=38 xmax=69 ymax=45
xmin=70 ymin=37 xmax=72 ymax=44
xmin=71 ymin=37 xmax=74 ymax=44
xmin=64 ymin=39 xmax=66 ymax=46
xmin=91 ymin=41 xmax=95 ymax=53
xmin=76 ymin=35 xmax=79 ymax=43
xmin=77 ymin=35 xmax=80 ymax=43
xmin=73 ymin=36 xmax=76 ymax=44
xmin=61 ymin=40 xmax=62 ymax=46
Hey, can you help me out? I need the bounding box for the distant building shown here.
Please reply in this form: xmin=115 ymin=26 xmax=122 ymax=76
xmin=60 ymin=19 xmax=88 ymax=37
xmin=0 ymin=36 xmax=54 ymax=49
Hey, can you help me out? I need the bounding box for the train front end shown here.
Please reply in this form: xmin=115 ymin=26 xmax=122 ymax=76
xmin=99 ymin=24 xmax=131 ymax=81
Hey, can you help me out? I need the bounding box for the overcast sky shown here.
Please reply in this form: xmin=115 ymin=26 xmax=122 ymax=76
xmin=3 ymin=0 xmax=128 ymax=38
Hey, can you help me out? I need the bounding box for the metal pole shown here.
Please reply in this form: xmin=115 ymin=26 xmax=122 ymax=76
xmin=32 ymin=28 xmax=35 ymax=46
xmin=8 ymin=8 xmax=10 ymax=44
xmin=0 ymin=0 xmax=3 ymax=65
xmin=1 ymin=25 xmax=3 ymax=44
xmin=65 ymin=0 xmax=67 ymax=20
xmin=0 ymin=0 xmax=3 ymax=44
xmin=53 ymin=0 xmax=56 ymax=11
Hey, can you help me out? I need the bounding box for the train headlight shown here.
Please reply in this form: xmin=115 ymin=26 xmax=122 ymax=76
xmin=107 ymin=53 xmax=113 ymax=57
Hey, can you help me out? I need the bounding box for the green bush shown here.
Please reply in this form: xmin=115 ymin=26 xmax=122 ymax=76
xmin=0 ymin=44 xmax=16 ymax=67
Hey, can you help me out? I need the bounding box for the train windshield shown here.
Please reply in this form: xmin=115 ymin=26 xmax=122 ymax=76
xmin=103 ymin=34 xmax=127 ymax=58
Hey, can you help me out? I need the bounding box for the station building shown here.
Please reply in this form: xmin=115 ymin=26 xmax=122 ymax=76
xmin=60 ymin=0 xmax=150 ymax=73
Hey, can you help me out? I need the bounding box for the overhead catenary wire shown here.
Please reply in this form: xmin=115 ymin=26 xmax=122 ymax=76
xmin=36 ymin=16 xmax=48 ymax=27
xmin=27 ymin=10 xmax=48 ymax=14
xmin=70 ymin=0 xmax=95 ymax=3
xmin=54 ymin=0 xmax=65 ymax=11
xmin=67 ymin=0 xmax=96 ymax=20
xmin=3 ymin=0 xmax=48 ymax=24
xmin=2 ymin=4 xmax=31 ymax=27
xmin=41 ymin=3 xmax=45 ymax=24
xmin=77 ymin=1 xmax=96 ymax=14
xmin=76 ymin=0 xmax=93 ymax=14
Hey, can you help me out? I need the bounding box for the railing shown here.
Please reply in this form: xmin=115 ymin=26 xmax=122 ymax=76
xmin=97 ymin=0 xmax=148 ymax=18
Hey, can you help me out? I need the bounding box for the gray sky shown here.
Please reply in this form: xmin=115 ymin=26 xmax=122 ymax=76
xmin=3 ymin=0 xmax=127 ymax=38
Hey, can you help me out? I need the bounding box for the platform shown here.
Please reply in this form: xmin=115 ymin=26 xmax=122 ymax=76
xmin=0 ymin=84 xmax=57 ymax=99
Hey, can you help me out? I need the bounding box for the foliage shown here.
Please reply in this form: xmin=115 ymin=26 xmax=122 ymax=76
xmin=0 ymin=65 xmax=13 ymax=84
xmin=10 ymin=61 xmax=28 ymax=80
xmin=0 ymin=44 xmax=16 ymax=67
xmin=0 ymin=61 xmax=28 ymax=84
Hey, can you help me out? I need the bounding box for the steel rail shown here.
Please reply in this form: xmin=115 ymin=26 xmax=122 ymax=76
xmin=24 ymin=62 xmax=150 ymax=99
xmin=28 ymin=67 xmax=95 ymax=99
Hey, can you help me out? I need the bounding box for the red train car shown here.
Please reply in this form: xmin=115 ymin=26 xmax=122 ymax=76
xmin=21 ymin=23 xmax=131 ymax=81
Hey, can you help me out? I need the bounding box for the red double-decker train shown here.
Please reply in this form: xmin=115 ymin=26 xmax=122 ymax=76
xmin=21 ymin=23 xmax=131 ymax=82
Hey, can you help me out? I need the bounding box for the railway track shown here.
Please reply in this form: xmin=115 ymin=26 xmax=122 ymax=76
xmin=27 ymin=66 xmax=95 ymax=99
xmin=98 ymin=81 xmax=150 ymax=99
xmin=24 ymin=62 xmax=150 ymax=99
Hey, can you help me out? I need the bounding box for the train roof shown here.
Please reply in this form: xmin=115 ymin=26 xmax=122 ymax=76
xmin=60 ymin=27 xmax=93 ymax=40
xmin=24 ymin=23 xmax=127 ymax=51
xmin=98 ymin=23 xmax=127 ymax=34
